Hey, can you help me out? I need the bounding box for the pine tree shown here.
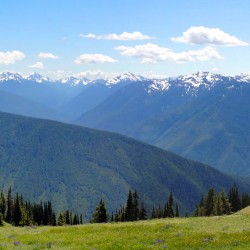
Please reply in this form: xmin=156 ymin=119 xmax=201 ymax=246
xmin=229 ymin=183 xmax=241 ymax=212
xmin=241 ymin=193 xmax=250 ymax=209
xmin=133 ymin=190 xmax=139 ymax=221
xmin=125 ymin=190 xmax=134 ymax=221
xmin=168 ymin=192 xmax=174 ymax=218
xmin=13 ymin=193 xmax=22 ymax=226
xmin=57 ymin=212 xmax=66 ymax=226
xmin=5 ymin=187 xmax=14 ymax=223
xmin=91 ymin=199 xmax=108 ymax=223
xmin=204 ymin=188 xmax=215 ymax=216
xmin=151 ymin=206 xmax=156 ymax=219
xmin=139 ymin=202 xmax=147 ymax=220
xmin=175 ymin=203 xmax=179 ymax=217
xmin=0 ymin=191 xmax=6 ymax=217
xmin=0 ymin=212 xmax=3 ymax=226
xmin=220 ymin=189 xmax=231 ymax=215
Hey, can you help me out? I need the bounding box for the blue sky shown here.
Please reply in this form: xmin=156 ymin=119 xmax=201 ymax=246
xmin=0 ymin=0 xmax=249 ymax=79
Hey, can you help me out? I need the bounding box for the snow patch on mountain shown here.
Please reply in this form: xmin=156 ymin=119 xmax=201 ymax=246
xmin=25 ymin=72 xmax=51 ymax=83
xmin=0 ymin=72 xmax=23 ymax=82
xmin=178 ymin=71 xmax=223 ymax=87
xmin=106 ymin=72 xmax=147 ymax=85
xmin=59 ymin=76 xmax=89 ymax=86
xmin=234 ymin=73 xmax=250 ymax=83
xmin=148 ymin=79 xmax=170 ymax=93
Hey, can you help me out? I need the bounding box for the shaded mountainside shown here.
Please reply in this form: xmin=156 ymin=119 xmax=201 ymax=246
xmin=0 ymin=90 xmax=65 ymax=121
xmin=133 ymin=84 xmax=250 ymax=176
xmin=77 ymin=76 xmax=250 ymax=176
xmin=0 ymin=112 xmax=249 ymax=219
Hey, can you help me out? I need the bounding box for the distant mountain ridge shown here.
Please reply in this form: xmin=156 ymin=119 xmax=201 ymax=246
xmin=1 ymin=70 xmax=250 ymax=177
xmin=0 ymin=111 xmax=249 ymax=219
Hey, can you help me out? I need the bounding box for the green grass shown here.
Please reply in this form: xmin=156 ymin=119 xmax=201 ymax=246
xmin=1 ymin=214 xmax=250 ymax=249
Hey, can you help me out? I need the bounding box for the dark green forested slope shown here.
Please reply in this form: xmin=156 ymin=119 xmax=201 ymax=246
xmin=0 ymin=111 xmax=249 ymax=219
xmin=134 ymin=86 xmax=250 ymax=175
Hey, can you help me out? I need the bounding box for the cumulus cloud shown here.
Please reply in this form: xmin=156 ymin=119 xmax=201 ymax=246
xmin=75 ymin=70 xmax=118 ymax=80
xmin=115 ymin=43 xmax=222 ymax=64
xmin=171 ymin=26 xmax=248 ymax=46
xmin=80 ymin=31 xmax=153 ymax=41
xmin=74 ymin=54 xmax=117 ymax=64
xmin=29 ymin=62 xmax=44 ymax=69
xmin=38 ymin=52 xmax=59 ymax=59
xmin=0 ymin=50 xmax=25 ymax=65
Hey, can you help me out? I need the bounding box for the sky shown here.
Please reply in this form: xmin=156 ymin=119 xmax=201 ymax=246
xmin=0 ymin=0 xmax=250 ymax=79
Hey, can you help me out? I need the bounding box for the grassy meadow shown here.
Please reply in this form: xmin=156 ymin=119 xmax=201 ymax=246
xmin=1 ymin=213 xmax=250 ymax=249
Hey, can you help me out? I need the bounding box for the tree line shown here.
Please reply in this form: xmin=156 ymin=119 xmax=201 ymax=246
xmin=91 ymin=184 xmax=250 ymax=224
xmin=0 ymin=187 xmax=83 ymax=226
xmin=90 ymin=189 xmax=179 ymax=223
xmin=194 ymin=184 xmax=250 ymax=216
xmin=1 ymin=184 xmax=249 ymax=226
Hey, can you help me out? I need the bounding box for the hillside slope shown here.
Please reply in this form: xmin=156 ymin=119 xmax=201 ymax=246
xmin=0 ymin=112 xmax=249 ymax=218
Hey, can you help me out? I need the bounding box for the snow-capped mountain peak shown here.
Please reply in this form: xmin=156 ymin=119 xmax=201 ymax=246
xmin=234 ymin=73 xmax=250 ymax=83
xmin=0 ymin=72 xmax=24 ymax=82
xmin=178 ymin=71 xmax=223 ymax=88
xmin=106 ymin=72 xmax=147 ymax=85
xmin=147 ymin=79 xmax=170 ymax=93
xmin=59 ymin=76 xmax=89 ymax=86
xmin=25 ymin=72 xmax=51 ymax=83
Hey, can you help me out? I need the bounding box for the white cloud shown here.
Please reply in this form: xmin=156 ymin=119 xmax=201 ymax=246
xmin=75 ymin=70 xmax=118 ymax=80
xmin=29 ymin=62 xmax=44 ymax=69
xmin=171 ymin=26 xmax=248 ymax=46
xmin=115 ymin=43 xmax=222 ymax=64
xmin=0 ymin=50 xmax=25 ymax=65
xmin=74 ymin=54 xmax=117 ymax=64
xmin=80 ymin=31 xmax=153 ymax=41
xmin=38 ymin=52 xmax=59 ymax=59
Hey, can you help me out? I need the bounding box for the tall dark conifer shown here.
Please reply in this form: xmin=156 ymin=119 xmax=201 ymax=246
xmin=125 ymin=190 xmax=134 ymax=221
xmin=229 ymin=183 xmax=241 ymax=212
xmin=5 ymin=187 xmax=14 ymax=223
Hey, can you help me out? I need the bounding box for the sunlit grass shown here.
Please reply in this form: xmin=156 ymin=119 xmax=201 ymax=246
xmin=1 ymin=214 xmax=250 ymax=249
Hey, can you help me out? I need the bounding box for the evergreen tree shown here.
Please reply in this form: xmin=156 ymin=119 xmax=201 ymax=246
xmin=212 ymin=193 xmax=223 ymax=216
xmin=241 ymin=193 xmax=250 ymax=209
xmin=220 ymin=189 xmax=231 ymax=215
xmin=5 ymin=187 xmax=14 ymax=223
xmin=204 ymin=188 xmax=215 ymax=216
xmin=151 ymin=206 xmax=156 ymax=219
xmin=175 ymin=203 xmax=179 ymax=217
xmin=125 ymin=190 xmax=134 ymax=221
xmin=13 ymin=193 xmax=22 ymax=226
xmin=57 ymin=212 xmax=66 ymax=226
xmin=133 ymin=190 xmax=139 ymax=221
xmin=139 ymin=202 xmax=147 ymax=220
xmin=65 ymin=210 xmax=71 ymax=225
xmin=0 ymin=191 xmax=6 ymax=217
xmin=229 ymin=183 xmax=241 ymax=212
xmin=91 ymin=199 xmax=108 ymax=223
xmin=0 ymin=212 xmax=3 ymax=226
xmin=168 ymin=192 xmax=174 ymax=218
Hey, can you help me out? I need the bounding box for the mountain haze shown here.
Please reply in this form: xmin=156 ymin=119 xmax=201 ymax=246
xmin=0 ymin=111 xmax=248 ymax=219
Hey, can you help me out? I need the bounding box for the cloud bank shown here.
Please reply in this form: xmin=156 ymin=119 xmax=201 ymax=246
xmin=116 ymin=43 xmax=222 ymax=63
xmin=29 ymin=62 xmax=44 ymax=69
xmin=75 ymin=54 xmax=117 ymax=64
xmin=0 ymin=50 xmax=25 ymax=65
xmin=80 ymin=32 xmax=153 ymax=41
xmin=38 ymin=52 xmax=59 ymax=59
xmin=171 ymin=26 xmax=248 ymax=46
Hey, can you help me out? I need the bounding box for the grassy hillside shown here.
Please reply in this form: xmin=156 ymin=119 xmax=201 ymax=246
xmin=0 ymin=111 xmax=249 ymax=219
xmin=1 ymin=214 xmax=250 ymax=249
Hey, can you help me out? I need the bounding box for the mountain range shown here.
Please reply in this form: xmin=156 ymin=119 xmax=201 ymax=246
xmin=0 ymin=71 xmax=249 ymax=176
xmin=0 ymin=111 xmax=249 ymax=219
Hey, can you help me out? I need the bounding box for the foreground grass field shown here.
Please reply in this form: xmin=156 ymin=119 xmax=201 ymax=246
xmin=1 ymin=214 xmax=250 ymax=249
